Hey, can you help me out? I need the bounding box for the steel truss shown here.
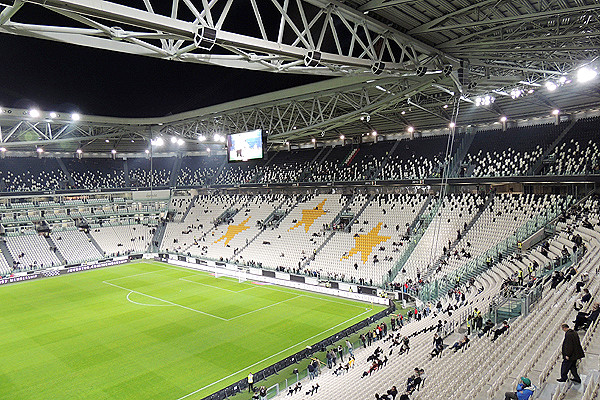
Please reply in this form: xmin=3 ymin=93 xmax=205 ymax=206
xmin=0 ymin=0 xmax=449 ymax=76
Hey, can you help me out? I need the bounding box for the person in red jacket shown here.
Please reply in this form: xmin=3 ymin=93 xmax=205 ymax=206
xmin=557 ymin=323 xmax=585 ymax=383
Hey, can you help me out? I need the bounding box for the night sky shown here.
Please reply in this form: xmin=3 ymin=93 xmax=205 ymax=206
xmin=0 ymin=32 xmax=324 ymax=118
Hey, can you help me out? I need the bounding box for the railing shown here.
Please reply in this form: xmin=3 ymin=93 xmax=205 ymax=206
xmin=416 ymin=198 xmax=571 ymax=302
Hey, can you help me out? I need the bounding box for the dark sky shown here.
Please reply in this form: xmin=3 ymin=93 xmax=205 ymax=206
xmin=0 ymin=33 xmax=324 ymax=118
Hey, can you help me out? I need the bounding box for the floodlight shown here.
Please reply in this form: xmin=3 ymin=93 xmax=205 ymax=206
xmin=443 ymin=104 xmax=448 ymax=109
xmin=372 ymin=130 xmax=377 ymax=136
xmin=577 ymin=67 xmax=597 ymax=83
xmin=500 ymin=116 xmax=507 ymax=122
xmin=29 ymin=109 xmax=40 ymax=118
xmin=206 ymin=148 xmax=211 ymax=152
xmin=558 ymin=76 xmax=567 ymax=84
xmin=145 ymin=149 xmax=150 ymax=154
xmin=449 ymin=122 xmax=456 ymax=128
xmin=340 ymin=135 xmax=345 ymax=140
xmin=407 ymin=126 xmax=414 ymax=133
xmin=198 ymin=135 xmax=206 ymax=141
xmin=105 ymin=139 xmax=110 ymax=143
xmin=401 ymin=111 xmax=406 ymax=115
xmin=177 ymin=138 xmax=184 ymax=146
xmin=171 ymin=136 xmax=177 ymax=144
xmin=71 ymin=113 xmax=80 ymax=121
xmin=151 ymin=137 xmax=164 ymax=146
xmin=111 ymin=149 xmax=117 ymax=154
xmin=0 ymin=147 xmax=6 ymax=152
xmin=213 ymin=134 xmax=220 ymax=141
xmin=311 ymin=138 xmax=316 ymax=143
xmin=552 ymin=109 xmax=560 ymax=115
xmin=545 ymin=81 xmax=557 ymax=91
xmin=49 ymin=112 xmax=57 ymax=119
xmin=36 ymin=147 xmax=43 ymax=153
xmin=76 ymin=149 xmax=83 ymax=154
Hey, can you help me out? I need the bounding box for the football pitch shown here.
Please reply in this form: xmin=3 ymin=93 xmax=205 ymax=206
xmin=0 ymin=261 xmax=385 ymax=399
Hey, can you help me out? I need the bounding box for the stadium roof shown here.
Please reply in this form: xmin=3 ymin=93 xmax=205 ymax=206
xmin=0 ymin=0 xmax=599 ymax=152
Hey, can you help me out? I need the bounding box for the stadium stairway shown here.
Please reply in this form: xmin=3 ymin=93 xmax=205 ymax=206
xmin=151 ymin=222 xmax=167 ymax=252
xmin=372 ymin=140 xmax=400 ymax=180
xmin=451 ymin=129 xmax=476 ymax=177
xmin=169 ymin=156 xmax=183 ymax=187
xmin=86 ymin=232 xmax=105 ymax=256
xmin=529 ymin=119 xmax=577 ymax=175
xmin=46 ymin=236 xmax=67 ymax=264
xmin=425 ymin=192 xmax=494 ymax=280
xmin=179 ymin=194 xmax=199 ymax=222
xmin=0 ymin=239 xmax=15 ymax=267
xmin=123 ymin=159 xmax=131 ymax=187
xmin=56 ymin=157 xmax=75 ymax=187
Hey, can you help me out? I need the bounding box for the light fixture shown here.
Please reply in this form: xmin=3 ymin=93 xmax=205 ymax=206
xmin=500 ymin=116 xmax=507 ymax=122
xmin=311 ymin=138 xmax=316 ymax=143
xmin=145 ymin=149 xmax=150 ymax=154
xmin=545 ymin=81 xmax=557 ymax=92
xmin=339 ymin=135 xmax=345 ymax=140
xmin=407 ymin=126 xmax=414 ymax=133
xmin=49 ymin=112 xmax=57 ymax=119
xmin=401 ymin=111 xmax=406 ymax=115
xmin=171 ymin=136 xmax=178 ymax=144
xmin=105 ymin=139 xmax=110 ymax=143
xmin=371 ymin=130 xmax=377 ymax=136
xmin=0 ymin=147 xmax=6 ymax=152
xmin=475 ymin=95 xmax=495 ymax=107
xmin=552 ymin=109 xmax=560 ymax=115
xmin=577 ymin=67 xmax=597 ymax=83
xmin=177 ymin=138 xmax=184 ymax=146
xmin=29 ymin=109 xmax=40 ymax=118
xmin=558 ymin=76 xmax=567 ymax=85
xmin=510 ymin=88 xmax=523 ymax=99
xmin=448 ymin=122 xmax=456 ymax=128
xmin=76 ymin=149 xmax=83 ymax=154
xmin=198 ymin=135 xmax=206 ymax=141
xmin=151 ymin=137 xmax=164 ymax=146
xmin=71 ymin=113 xmax=80 ymax=121
xmin=36 ymin=147 xmax=43 ymax=153
xmin=213 ymin=134 xmax=220 ymax=141
xmin=111 ymin=149 xmax=117 ymax=154
xmin=206 ymin=148 xmax=211 ymax=152
xmin=443 ymin=104 xmax=448 ymax=109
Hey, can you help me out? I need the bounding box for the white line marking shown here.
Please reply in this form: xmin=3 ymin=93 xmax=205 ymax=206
xmin=175 ymin=308 xmax=373 ymax=400
xmin=227 ymin=295 xmax=303 ymax=321
xmin=104 ymin=269 xmax=164 ymax=282
xmin=254 ymin=283 xmax=368 ymax=309
xmin=102 ymin=281 xmax=228 ymax=321
xmin=126 ymin=291 xmax=173 ymax=307
xmin=178 ymin=277 xmax=255 ymax=293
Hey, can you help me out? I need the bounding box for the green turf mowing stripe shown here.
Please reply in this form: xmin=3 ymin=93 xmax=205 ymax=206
xmin=0 ymin=261 xmax=385 ymax=399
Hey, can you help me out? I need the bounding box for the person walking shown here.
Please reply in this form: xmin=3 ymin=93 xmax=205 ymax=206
xmin=558 ymin=323 xmax=584 ymax=383
xmin=346 ymin=339 xmax=354 ymax=358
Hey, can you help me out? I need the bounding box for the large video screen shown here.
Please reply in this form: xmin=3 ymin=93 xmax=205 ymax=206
xmin=227 ymin=129 xmax=264 ymax=162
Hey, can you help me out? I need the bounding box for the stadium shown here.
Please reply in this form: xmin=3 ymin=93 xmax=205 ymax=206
xmin=0 ymin=1 xmax=599 ymax=400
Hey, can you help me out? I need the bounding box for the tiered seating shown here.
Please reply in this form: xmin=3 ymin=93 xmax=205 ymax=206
xmin=438 ymin=194 xmax=571 ymax=281
xmin=193 ymin=194 xmax=292 ymax=260
xmin=0 ymin=157 xmax=66 ymax=192
xmin=90 ymin=224 xmax=154 ymax=256
xmin=160 ymin=194 xmax=241 ymax=253
xmin=169 ymin=196 xmax=193 ymax=222
xmin=379 ymin=135 xmax=456 ymax=180
xmin=258 ymin=149 xmax=316 ymax=183
xmin=309 ymin=145 xmax=355 ymax=182
xmin=214 ymin=158 xmax=264 ymax=184
xmin=465 ymin=123 xmax=562 ymax=177
xmin=177 ymin=156 xmax=221 ymax=186
xmin=128 ymin=157 xmax=172 ymax=187
xmin=64 ymin=158 xmax=126 ymax=189
xmin=239 ymin=193 xmax=347 ymax=269
xmin=309 ymin=193 xmax=428 ymax=285
xmin=0 ymin=252 xmax=11 ymax=274
xmin=5 ymin=234 xmax=62 ymax=270
xmin=50 ymin=229 xmax=102 ymax=264
xmin=547 ymin=116 xmax=600 ymax=175
xmin=399 ymin=193 xmax=484 ymax=281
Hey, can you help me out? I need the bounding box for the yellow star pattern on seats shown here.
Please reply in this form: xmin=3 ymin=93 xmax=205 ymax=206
xmin=289 ymin=199 xmax=327 ymax=233
xmin=214 ymin=217 xmax=251 ymax=246
xmin=342 ymin=222 xmax=391 ymax=264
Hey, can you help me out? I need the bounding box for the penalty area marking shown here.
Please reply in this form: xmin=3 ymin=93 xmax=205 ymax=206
xmin=175 ymin=307 xmax=374 ymax=400
xmin=178 ymin=277 xmax=256 ymax=293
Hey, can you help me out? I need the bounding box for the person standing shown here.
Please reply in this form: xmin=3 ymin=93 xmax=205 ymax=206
xmin=558 ymin=323 xmax=584 ymax=383
xmin=346 ymin=339 xmax=354 ymax=358
xmin=247 ymin=372 xmax=254 ymax=392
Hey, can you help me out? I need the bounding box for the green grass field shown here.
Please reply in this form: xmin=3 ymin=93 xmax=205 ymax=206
xmin=0 ymin=261 xmax=385 ymax=399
